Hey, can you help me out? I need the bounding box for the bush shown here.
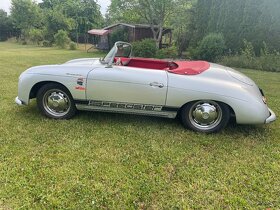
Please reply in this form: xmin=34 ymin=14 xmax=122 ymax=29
xmin=54 ymin=30 xmax=70 ymax=49
xmin=28 ymin=28 xmax=44 ymax=45
xmin=193 ymin=33 xmax=226 ymax=62
xmin=131 ymin=39 xmax=157 ymax=58
xmin=241 ymin=39 xmax=255 ymax=58
xmin=156 ymin=46 xmax=178 ymax=59
xmin=42 ymin=40 xmax=52 ymax=47
xmin=219 ymin=54 xmax=280 ymax=72
xmin=69 ymin=41 xmax=77 ymax=50
xmin=219 ymin=39 xmax=280 ymax=72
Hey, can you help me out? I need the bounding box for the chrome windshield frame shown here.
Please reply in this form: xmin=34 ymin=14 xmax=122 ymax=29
xmin=100 ymin=41 xmax=132 ymax=66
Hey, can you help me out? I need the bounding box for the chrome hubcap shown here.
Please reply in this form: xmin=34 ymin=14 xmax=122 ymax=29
xmin=43 ymin=89 xmax=70 ymax=117
xmin=189 ymin=101 xmax=222 ymax=130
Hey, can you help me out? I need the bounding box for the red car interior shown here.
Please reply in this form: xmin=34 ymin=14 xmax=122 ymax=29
xmin=115 ymin=57 xmax=210 ymax=75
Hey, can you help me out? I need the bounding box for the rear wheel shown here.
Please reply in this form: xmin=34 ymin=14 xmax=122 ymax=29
xmin=180 ymin=100 xmax=230 ymax=133
xmin=36 ymin=83 xmax=76 ymax=119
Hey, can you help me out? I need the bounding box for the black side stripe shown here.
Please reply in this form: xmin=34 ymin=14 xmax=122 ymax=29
xmin=162 ymin=107 xmax=179 ymax=112
xmin=74 ymin=100 xmax=89 ymax=105
xmin=74 ymin=99 xmax=179 ymax=112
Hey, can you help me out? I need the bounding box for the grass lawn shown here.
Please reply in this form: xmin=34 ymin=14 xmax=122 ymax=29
xmin=0 ymin=42 xmax=279 ymax=209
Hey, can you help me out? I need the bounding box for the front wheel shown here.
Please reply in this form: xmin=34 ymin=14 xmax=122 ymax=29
xmin=36 ymin=83 xmax=76 ymax=119
xmin=180 ymin=101 xmax=230 ymax=133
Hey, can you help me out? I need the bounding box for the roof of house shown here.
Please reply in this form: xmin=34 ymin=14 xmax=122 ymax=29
xmin=88 ymin=23 xmax=172 ymax=36
xmin=103 ymin=23 xmax=172 ymax=31
xmin=88 ymin=29 xmax=111 ymax=36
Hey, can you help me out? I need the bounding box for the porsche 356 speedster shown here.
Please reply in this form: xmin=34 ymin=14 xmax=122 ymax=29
xmin=15 ymin=41 xmax=276 ymax=133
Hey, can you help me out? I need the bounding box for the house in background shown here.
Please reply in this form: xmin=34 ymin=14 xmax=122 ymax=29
xmin=88 ymin=23 xmax=172 ymax=50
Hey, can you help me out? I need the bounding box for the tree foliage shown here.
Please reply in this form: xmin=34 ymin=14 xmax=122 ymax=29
xmin=107 ymin=0 xmax=178 ymax=48
xmin=106 ymin=0 xmax=141 ymax=24
xmin=8 ymin=0 xmax=104 ymax=44
xmin=137 ymin=0 xmax=176 ymax=48
xmin=40 ymin=0 xmax=103 ymax=43
xmin=2 ymin=0 xmax=279 ymax=60
xmin=189 ymin=0 xmax=280 ymax=54
xmin=11 ymin=0 xmax=42 ymax=38
xmin=170 ymin=0 xmax=195 ymax=56
xmin=0 ymin=10 xmax=13 ymax=41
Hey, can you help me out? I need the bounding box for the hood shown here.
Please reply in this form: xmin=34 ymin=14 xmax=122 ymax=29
xmin=64 ymin=58 xmax=101 ymax=66
xmin=22 ymin=58 xmax=104 ymax=77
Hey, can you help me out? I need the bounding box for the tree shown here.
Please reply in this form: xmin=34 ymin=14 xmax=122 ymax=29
xmin=137 ymin=0 xmax=177 ymax=48
xmin=42 ymin=7 xmax=75 ymax=42
xmin=107 ymin=0 xmax=178 ymax=48
xmin=106 ymin=0 xmax=142 ymax=24
xmin=40 ymin=0 xmax=104 ymax=43
xmin=189 ymin=0 xmax=280 ymax=54
xmin=0 ymin=10 xmax=13 ymax=41
xmin=10 ymin=0 xmax=42 ymax=39
xmin=170 ymin=0 xmax=195 ymax=56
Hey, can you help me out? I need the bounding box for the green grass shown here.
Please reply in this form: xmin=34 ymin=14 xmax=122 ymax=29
xmin=0 ymin=42 xmax=279 ymax=209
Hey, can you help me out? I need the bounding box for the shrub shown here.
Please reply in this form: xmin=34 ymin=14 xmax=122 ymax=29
xmin=219 ymin=54 xmax=280 ymax=72
xmin=42 ymin=40 xmax=52 ymax=47
xmin=131 ymin=39 xmax=157 ymax=58
xmin=54 ymin=30 xmax=70 ymax=49
xmin=260 ymin=41 xmax=269 ymax=56
xmin=156 ymin=46 xmax=178 ymax=59
xmin=28 ymin=28 xmax=44 ymax=45
xmin=7 ymin=37 xmax=18 ymax=43
xmin=193 ymin=33 xmax=226 ymax=62
xmin=219 ymin=39 xmax=280 ymax=72
xmin=241 ymin=39 xmax=255 ymax=58
xmin=69 ymin=41 xmax=77 ymax=50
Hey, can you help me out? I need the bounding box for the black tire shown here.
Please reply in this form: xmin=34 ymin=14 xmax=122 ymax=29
xmin=36 ymin=83 xmax=76 ymax=119
xmin=180 ymin=100 xmax=230 ymax=133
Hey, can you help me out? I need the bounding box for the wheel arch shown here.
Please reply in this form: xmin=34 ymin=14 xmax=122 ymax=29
xmin=177 ymin=100 xmax=236 ymax=122
xmin=29 ymin=81 xmax=71 ymax=99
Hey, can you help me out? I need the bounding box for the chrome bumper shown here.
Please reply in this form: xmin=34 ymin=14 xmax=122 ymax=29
xmin=15 ymin=96 xmax=24 ymax=106
xmin=265 ymin=108 xmax=276 ymax=124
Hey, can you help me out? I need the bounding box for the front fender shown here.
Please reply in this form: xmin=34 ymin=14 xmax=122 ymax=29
xmin=17 ymin=73 xmax=87 ymax=105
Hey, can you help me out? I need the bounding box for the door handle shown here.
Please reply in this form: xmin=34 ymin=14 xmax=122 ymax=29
xmin=150 ymin=82 xmax=164 ymax=88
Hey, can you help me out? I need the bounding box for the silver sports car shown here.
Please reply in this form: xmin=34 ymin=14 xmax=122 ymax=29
xmin=15 ymin=41 xmax=276 ymax=133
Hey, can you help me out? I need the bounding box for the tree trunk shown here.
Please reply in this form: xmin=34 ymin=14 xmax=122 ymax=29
xmin=151 ymin=24 xmax=163 ymax=49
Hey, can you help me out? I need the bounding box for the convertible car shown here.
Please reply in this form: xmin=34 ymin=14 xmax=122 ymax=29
xmin=15 ymin=41 xmax=276 ymax=133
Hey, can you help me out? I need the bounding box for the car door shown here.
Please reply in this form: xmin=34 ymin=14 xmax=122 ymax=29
xmin=86 ymin=65 xmax=168 ymax=106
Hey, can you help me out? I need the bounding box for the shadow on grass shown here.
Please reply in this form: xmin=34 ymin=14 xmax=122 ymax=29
xmin=76 ymin=110 xmax=178 ymax=127
xmin=17 ymin=103 xmax=270 ymax=139
xmin=223 ymin=120 xmax=270 ymax=140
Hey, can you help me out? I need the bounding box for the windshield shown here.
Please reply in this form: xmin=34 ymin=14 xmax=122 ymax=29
xmin=115 ymin=43 xmax=131 ymax=57
xmin=100 ymin=42 xmax=132 ymax=65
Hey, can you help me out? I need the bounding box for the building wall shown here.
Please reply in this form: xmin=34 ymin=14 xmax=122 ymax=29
xmin=97 ymin=35 xmax=109 ymax=50
xmin=135 ymin=28 xmax=154 ymax=41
